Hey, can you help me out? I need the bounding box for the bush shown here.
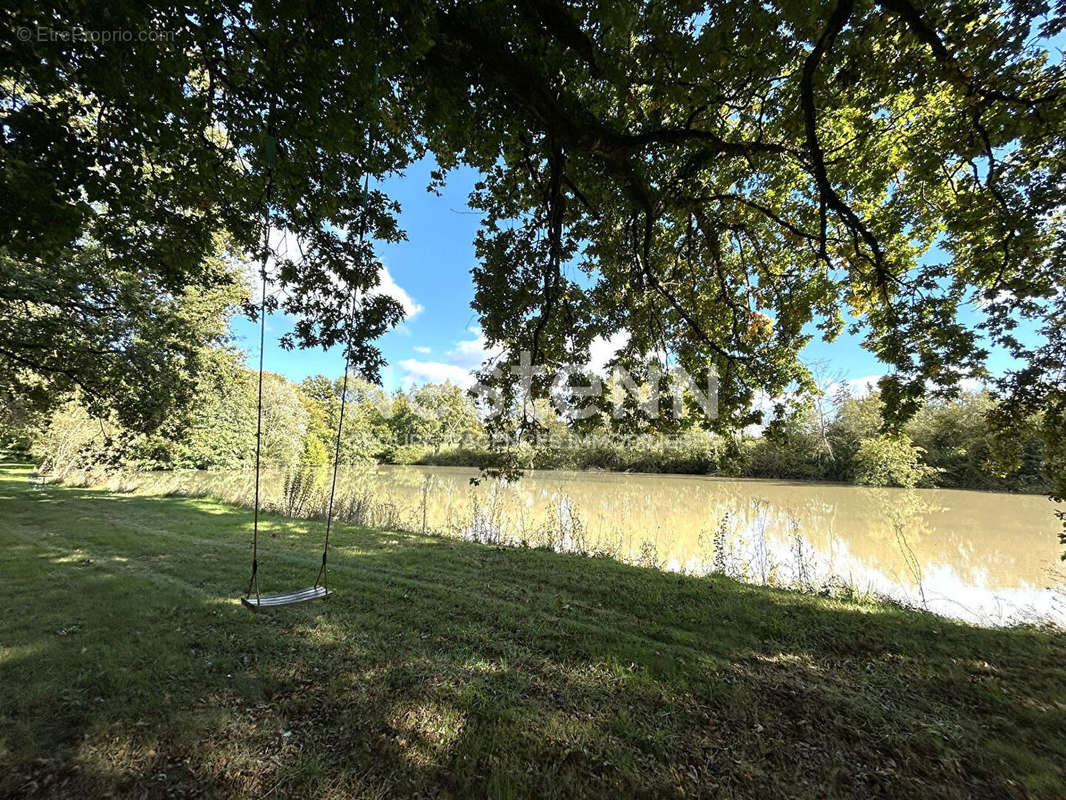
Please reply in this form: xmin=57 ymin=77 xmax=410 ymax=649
xmin=418 ymin=447 xmax=502 ymax=468
xmin=389 ymin=444 xmax=428 ymax=465
xmin=742 ymin=436 xmax=832 ymax=481
xmin=852 ymin=434 xmax=938 ymax=488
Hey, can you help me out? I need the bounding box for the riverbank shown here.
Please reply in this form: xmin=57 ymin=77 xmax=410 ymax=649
xmin=408 ymin=440 xmax=1052 ymax=494
xmin=47 ymin=462 xmax=1066 ymax=627
xmin=2 ymin=463 xmax=1065 ymax=798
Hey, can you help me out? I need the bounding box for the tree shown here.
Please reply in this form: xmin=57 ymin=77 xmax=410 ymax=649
xmin=828 ymin=390 xmax=886 ymax=478
xmin=30 ymin=400 xmax=108 ymax=479
xmin=170 ymin=348 xmax=257 ymax=469
xmin=386 ymin=392 xmax=427 ymax=445
xmin=410 ymin=382 xmax=484 ymax=452
xmin=301 ymin=374 xmax=392 ymax=463
xmin=4 ymin=1 xmax=1065 ymax=532
xmin=908 ymin=390 xmax=1048 ymax=491
xmin=0 ymin=237 xmax=245 ymax=430
xmin=3 ymin=3 xmax=406 ymax=414
xmin=258 ymin=373 xmax=310 ymax=465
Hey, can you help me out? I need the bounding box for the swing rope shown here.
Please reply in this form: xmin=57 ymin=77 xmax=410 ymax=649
xmin=246 ymin=143 xmax=274 ymax=604
xmin=315 ymin=157 xmax=373 ymax=593
xmin=314 ymin=326 xmax=349 ymax=594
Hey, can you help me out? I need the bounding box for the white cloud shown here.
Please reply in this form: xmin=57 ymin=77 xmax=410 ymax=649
xmin=397 ymin=359 xmax=477 ymax=388
xmin=588 ymin=330 xmax=630 ymax=375
xmin=826 ymin=374 xmax=987 ymax=401
xmin=239 ymin=227 xmax=296 ymax=300
xmin=976 ymin=289 xmax=1016 ymax=310
xmin=822 ymin=375 xmax=882 ymax=399
xmin=844 ymin=375 xmax=882 ymax=398
xmin=448 ymin=327 xmax=502 ymax=368
xmin=397 ymin=327 xmax=505 ymax=388
xmin=742 ymin=389 xmax=777 ymax=435
xmin=413 ymin=345 xmax=432 ymax=355
xmin=409 ymin=327 xmax=627 ymax=380
xmin=957 ymin=376 xmax=987 ymax=393
xmin=239 ymin=230 xmax=423 ymax=323
xmin=398 ymin=328 xmax=635 ymax=390
xmin=372 ymin=266 xmax=424 ymax=321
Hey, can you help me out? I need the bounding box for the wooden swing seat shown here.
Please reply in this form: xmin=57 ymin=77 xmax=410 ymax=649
xmin=241 ymin=585 xmax=331 ymax=611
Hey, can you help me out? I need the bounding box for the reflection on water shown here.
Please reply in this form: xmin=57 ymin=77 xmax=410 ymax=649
xmin=119 ymin=464 xmax=1065 ymax=626
xmin=369 ymin=465 xmax=1065 ymax=627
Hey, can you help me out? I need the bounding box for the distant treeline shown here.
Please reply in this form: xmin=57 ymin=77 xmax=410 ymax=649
xmin=420 ymin=389 xmax=1049 ymax=493
xmin=1 ymin=346 xmax=1049 ymax=493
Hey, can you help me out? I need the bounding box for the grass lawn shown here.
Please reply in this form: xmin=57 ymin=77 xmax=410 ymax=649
xmin=1 ymin=463 xmax=1065 ymax=798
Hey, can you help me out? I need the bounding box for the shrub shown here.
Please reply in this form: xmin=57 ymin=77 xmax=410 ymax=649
xmin=300 ymin=434 xmax=330 ymax=466
xmin=852 ymin=434 xmax=937 ymax=488
xmin=281 ymin=463 xmax=321 ymax=517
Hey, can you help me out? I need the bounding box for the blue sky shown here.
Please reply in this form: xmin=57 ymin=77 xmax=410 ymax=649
xmin=231 ymin=158 xmax=488 ymax=393
xmin=230 ymin=157 xmax=1028 ymax=395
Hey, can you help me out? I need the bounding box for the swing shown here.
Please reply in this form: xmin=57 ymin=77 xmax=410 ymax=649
xmin=241 ymin=585 xmax=330 ymax=610
xmin=240 ymin=126 xmax=366 ymax=612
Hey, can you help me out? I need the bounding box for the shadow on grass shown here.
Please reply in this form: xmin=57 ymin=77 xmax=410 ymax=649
xmin=1 ymin=466 xmax=1065 ymax=798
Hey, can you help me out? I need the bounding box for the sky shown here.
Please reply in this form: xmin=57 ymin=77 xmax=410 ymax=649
xmin=229 ymin=156 xmax=1032 ymax=397
xmin=230 ymin=158 xmax=489 ymax=393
